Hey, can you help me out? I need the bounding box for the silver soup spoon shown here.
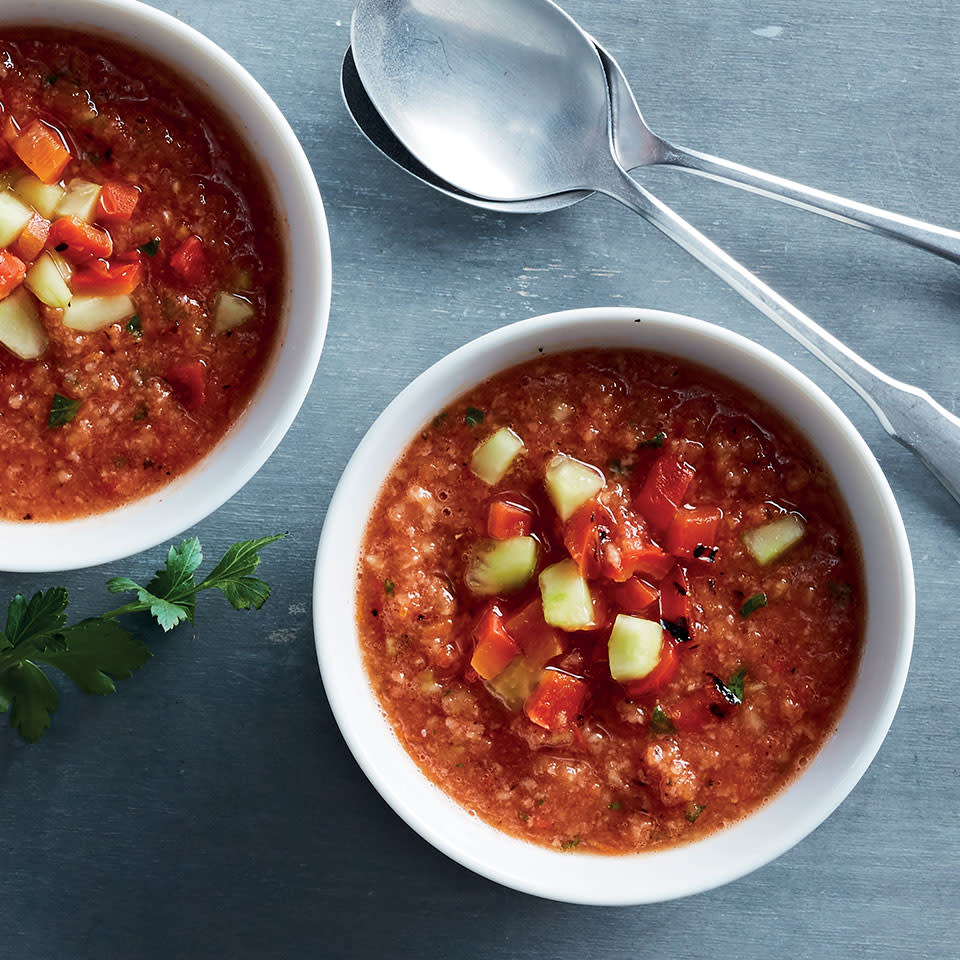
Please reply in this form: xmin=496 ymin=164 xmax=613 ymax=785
xmin=352 ymin=0 xmax=960 ymax=504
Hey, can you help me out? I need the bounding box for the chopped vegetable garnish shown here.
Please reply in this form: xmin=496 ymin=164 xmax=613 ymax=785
xmin=470 ymin=427 xmax=525 ymax=485
xmin=685 ymin=803 xmax=705 ymax=823
xmin=740 ymin=593 xmax=767 ymax=617
xmin=47 ymin=393 xmax=81 ymax=428
xmin=742 ymin=514 xmax=805 ymax=566
xmin=384 ymin=579 xmax=395 ymax=596
xmin=650 ymin=704 xmax=676 ymax=735
xmin=638 ymin=430 xmax=666 ymax=448
xmin=125 ymin=313 xmax=142 ymax=337
xmin=12 ymin=119 xmax=71 ymax=183
xmin=138 ymin=237 xmax=160 ymax=257
xmin=464 ymin=406 xmax=485 ymax=427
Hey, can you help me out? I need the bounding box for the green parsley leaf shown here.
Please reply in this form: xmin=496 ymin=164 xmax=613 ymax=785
xmin=138 ymin=237 xmax=160 ymax=257
xmin=740 ymin=592 xmax=767 ymax=617
xmin=464 ymin=406 xmax=484 ymax=427
xmin=195 ymin=534 xmax=287 ymax=611
xmin=727 ymin=668 xmax=747 ymax=704
xmin=125 ymin=314 xmax=142 ymax=338
xmin=109 ymin=538 xmax=204 ymax=630
xmin=384 ymin=579 xmax=395 ymax=596
xmin=536 ymin=797 xmax=546 ymax=806
xmin=608 ymin=801 xmax=623 ymax=811
xmin=431 ymin=412 xmax=448 ymax=429
xmin=650 ymin=704 xmax=676 ymax=736
xmin=639 ymin=430 xmax=666 ymax=448
xmin=4 ymin=588 xmax=69 ymax=652
xmin=0 ymin=533 xmax=283 ymax=742
xmin=48 ymin=393 xmax=82 ymax=428
xmin=38 ymin=619 xmax=151 ymax=696
xmin=518 ymin=811 xmax=529 ymax=822
xmin=685 ymin=803 xmax=705 ymax=823
xmin=0 ymin=662 xmax=59 ymax=742
xmin=608 ymin=458 xmax=628 ymax=475
xmin=560 ymin=836 xmax=582 ymax=851
xmin=133 ymin=405 xmax=148 ymax=422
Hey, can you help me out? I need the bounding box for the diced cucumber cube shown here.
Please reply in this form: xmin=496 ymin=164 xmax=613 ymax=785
xmin=13 ymin=174 xmax=66 ymax=219
xmin=465 ymin=536 xmax=538 ymax=596
xmin=743 ymin=514 xmax=806 ymax=565
xmin=539 ymin=559 xmax=594 ymax=630
xmin=62 ymin=293 xmax=136 ymax=332
xmin=0 ymin=288 xmax=48 ymax=359
xmin=25 ymin=251 xmax=72 ymax=308
xmin=544 ymin=453 xmax=604 ymax=521
xmin=489 ymin=657 xmax=543 ymax=711
xmin=56 ymin=179 xmax=101 ymax=223
xmin=607 ymin=614 xmax=663 ymax=681
xmin=470 ymin=426 xmax=525 ymax=485
xmin=0 ymin=189 xmax=34 ymax=247
xmin=213 ymin=291 xmax=255 ymax=334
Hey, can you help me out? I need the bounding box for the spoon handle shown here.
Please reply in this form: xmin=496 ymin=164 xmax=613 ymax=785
xmin=601 ymin=168 xmax=960 ymax=505
xmin=656 ymin=141 xmax=960 ymax=265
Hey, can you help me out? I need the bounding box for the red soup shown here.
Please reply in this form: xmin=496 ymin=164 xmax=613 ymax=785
xmin=358 ymin=349 xmax=865 ymax=854
xmin=0 ymin=30 xmax=284 ymax=520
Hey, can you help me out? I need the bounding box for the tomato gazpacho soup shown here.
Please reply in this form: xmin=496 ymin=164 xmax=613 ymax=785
xmin=0 ymin=29 xmax=284 ymax=520
xmin=358 ymin=349 xmax=865 ymax=854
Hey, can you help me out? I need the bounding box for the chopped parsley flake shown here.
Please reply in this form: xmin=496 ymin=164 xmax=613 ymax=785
xmin=384 ymin=579 xmax=395 ymax=596
xmin=138 ymin=237 xmax=160 ymax=257
xmin=685 ymin=803 xmax=705 ymax=823
xmin=650 ymin=705 xmax=676 ymax=736
xmin=431 ymin=412 xmax=448 ymax=429
xmin=740 ymin=592 xmax=767 ymax=617
xmin=125 ymin=314 xmax=142 ymax=338
xmin=560 ymin=836 xmax=582 ymax=851
xmin=464 ymin=406 xmax=484 ymax=427
xmin=639 ymin=430 xmax=666 ymax=448
xmin=47 ymin=393 xmax=81 ymax=428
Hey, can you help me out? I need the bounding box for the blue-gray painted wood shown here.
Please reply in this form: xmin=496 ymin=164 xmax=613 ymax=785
xmin=1 ymin=1 xmax=958 ymax=957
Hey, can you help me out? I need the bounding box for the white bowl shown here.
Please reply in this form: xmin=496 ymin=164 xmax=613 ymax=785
xmin=2 ymin=0 xmax=331 ymax=572
xmin=314 ymin=307 xmax=914 ymax=905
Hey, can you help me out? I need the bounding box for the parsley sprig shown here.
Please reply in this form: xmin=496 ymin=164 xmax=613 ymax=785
xmin=0 ymin=534 xmax=285 ymax=742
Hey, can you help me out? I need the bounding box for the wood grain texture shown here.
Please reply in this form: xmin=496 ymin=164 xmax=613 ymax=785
xmin=1 ymin=1 xmax=958 ymax=957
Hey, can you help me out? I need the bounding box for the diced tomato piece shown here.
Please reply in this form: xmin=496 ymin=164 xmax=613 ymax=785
xmin=71 ymin=259 xmax=143 ymax=296
xmin=524 ymin=669 xmax=587 ymax=731
xmin=659 ymin=564 xmax=691 ymax=642
xmin=504 ymin=599 xmax=565 ymax=666
xmin=623 ymin=638 xmax=678 ymax=697
xmin=169 ymin=235 xmax=208 ymax=283
xmin=0 ymin=250 xmax=27 ymax=300
xmin=665 ymin=506 xmax=722 ymax=559
xmin=487 ymin=498 xmax=533 ymax=539
xmin=470 ymin=604 xmax=520 ymax=681
xmin=12 ymin=119 xmax=71 ymax=183
xmin=48 ymin=216 xmax=113 ymax=262
xmin=564 ymin=499 xmax=620 ymax=580
xmin=12 ymin=213 xmax=50 ymax=262
xmin=635 ymin=455 xmax=696 ymax=532
xmin=611 ymin=576 xmax=659 ymax=613
xmin=164 ymin=361 xmax=207 ymax=411
xmin=96 ymin=181 xmax=140 ymax=222
xmin=619 ymin=540 xmax=673 ymax=582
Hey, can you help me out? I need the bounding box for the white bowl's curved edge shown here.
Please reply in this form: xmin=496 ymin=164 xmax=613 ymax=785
xmin=313 ymin=306 xmax=914 ymax=905
xmin=0 ymin=0 xmax=332 ymax=572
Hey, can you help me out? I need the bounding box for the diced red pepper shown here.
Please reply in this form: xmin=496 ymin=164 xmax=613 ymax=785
xmin=48 ymin=216 xmax=113 ymax=262
xmin=169 ymin=235 xmax=208 ymax=283
xmin=0 ymin=250 xmax=27 ymax=300
xmin=564 ymin=499 xmax=618 ymax=579
xmin=12 ymin=119 xmax=71 ymax=183
xmin=504 ymin=600 xmax=564 ymax=667
xmin=659 ymin=564 xmax=691 ymax=641
xmin=12 ymin=213 xmax=50 ymax=263
xmin=611 ymin=576 xmax=659 ymax=614
xmin=620 ymin=540 xmax=675 ymax=582
xmin=96 ymin=181 xmax=140 ymax=222
xmin=164 ymin=361 xmax=207 ymax=411
xmin=71 ymin=259 xmax=143 ymax=296
xmin=635 ymin=454 xmax=696 ymax=532
xmin=665 ymin=506 xmax=722 ymax=559
xmin=623 ymin=638 xmax=678 ymax=697
xmin=487 ymin=498 xmax=533 ymax=539
xmin=470 ymin=604 xmax=520 ymax=681
xmin=524 ymin=669 xmax=587 ymax=731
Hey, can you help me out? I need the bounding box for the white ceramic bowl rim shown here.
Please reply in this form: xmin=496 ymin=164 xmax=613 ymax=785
xmin=314 ymin=306 xmax=914 ymax=906
xmin=2 ymin=0 xmax=331 ymax=572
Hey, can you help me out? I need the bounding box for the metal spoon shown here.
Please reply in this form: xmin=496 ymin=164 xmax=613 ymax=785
xmin=352 ymin=0 xmax=960 ymax=503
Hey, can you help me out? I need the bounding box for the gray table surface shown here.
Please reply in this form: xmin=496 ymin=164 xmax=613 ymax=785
xmin=2 ymin=1 xmax=958 ymax=957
